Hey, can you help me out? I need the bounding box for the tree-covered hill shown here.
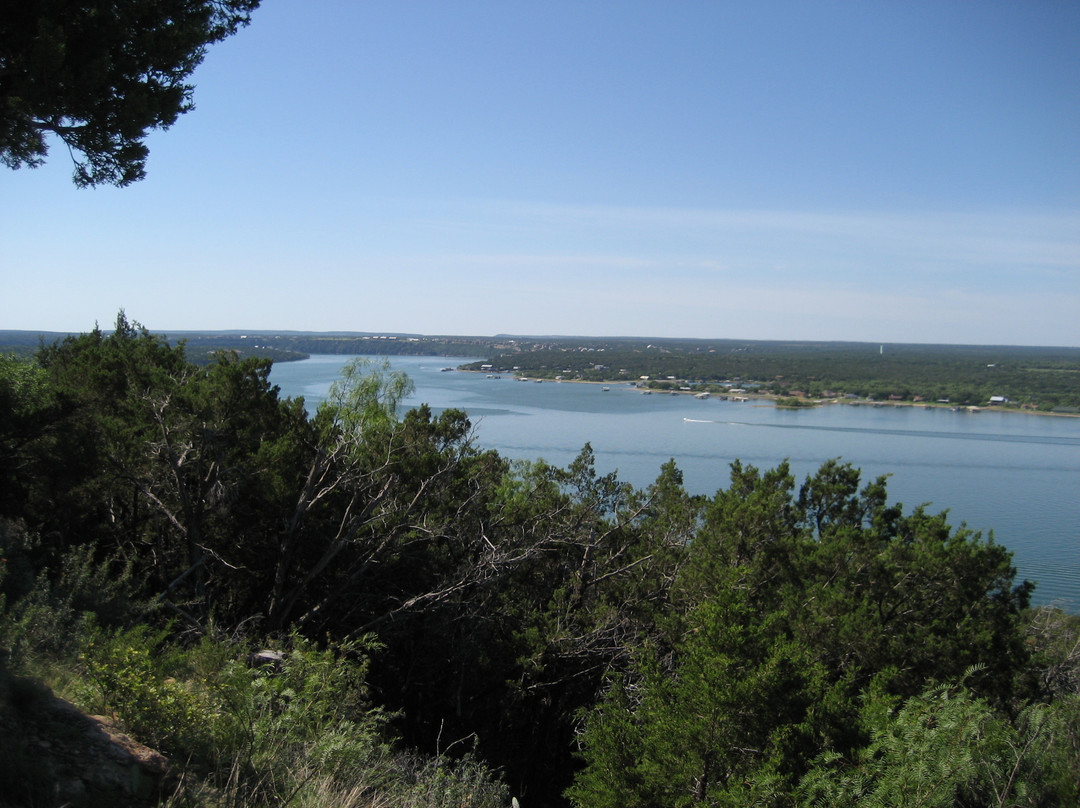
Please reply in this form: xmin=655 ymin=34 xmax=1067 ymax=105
xmin=0 ymin=329 xmax=501 ymax=365
xmin=2 ymin=316 xmax=1079 ymax=806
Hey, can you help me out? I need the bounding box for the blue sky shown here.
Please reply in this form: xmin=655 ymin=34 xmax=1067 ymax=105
xmin=3 ymin=1 xmax=1079 ymax=345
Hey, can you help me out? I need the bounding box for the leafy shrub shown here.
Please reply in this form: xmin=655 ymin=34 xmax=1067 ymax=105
xmin=798 ymin=673 xmax=1079 ymax=808
xmin=81 ymin=624 xmax=206 ymax=755
xmin=0 ymin=529 xmax=138 ymax=672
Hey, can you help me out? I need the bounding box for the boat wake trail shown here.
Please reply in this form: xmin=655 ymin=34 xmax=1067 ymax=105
xmin=682 ymin=417 xmax=1079 ymax=446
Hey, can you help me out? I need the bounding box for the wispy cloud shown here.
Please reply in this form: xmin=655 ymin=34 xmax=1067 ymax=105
xmin=318 ymin=200 xmax=1079 ymax=343
xmin=378 ymin=200 xmax=1080 ymax=283
xmin=499 ymin=202 xmax=1080 ymax=271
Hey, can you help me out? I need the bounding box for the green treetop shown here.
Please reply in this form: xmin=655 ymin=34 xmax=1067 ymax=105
xmin=1 ymin=0 xmax=259 ymax=186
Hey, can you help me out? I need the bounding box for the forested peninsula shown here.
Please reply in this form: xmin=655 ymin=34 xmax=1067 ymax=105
xmin=457 ymin=337 xmax=1080 ymax=413
xmin=2 ymin=317 xmax=1080 ymax=807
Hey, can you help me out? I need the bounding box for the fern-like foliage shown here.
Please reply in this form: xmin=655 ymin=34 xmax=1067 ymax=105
xmin=797 ymin=667 xmax=1070 ymax=808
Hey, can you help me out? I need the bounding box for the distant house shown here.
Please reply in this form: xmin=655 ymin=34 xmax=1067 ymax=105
xmin=989 ymin=395 xmax=1009 ymax=404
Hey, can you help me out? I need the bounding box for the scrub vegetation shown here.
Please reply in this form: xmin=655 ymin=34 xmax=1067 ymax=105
xmin=2 ymin=314 xmax=1079 ymax=807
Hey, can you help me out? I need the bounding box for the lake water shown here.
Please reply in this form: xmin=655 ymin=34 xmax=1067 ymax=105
xmin=271 ymin=355 xmax=1080 ymax=609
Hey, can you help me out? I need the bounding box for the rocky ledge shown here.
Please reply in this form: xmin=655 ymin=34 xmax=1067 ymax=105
xmin=0 ymin=681 xmax=174 ymax=808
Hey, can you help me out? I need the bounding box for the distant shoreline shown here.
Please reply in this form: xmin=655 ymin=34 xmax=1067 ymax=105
xmin=6 ymin=332 xmax=1078 ymax=413
xmin=459 ymin=369 xmax=1080 ymax=418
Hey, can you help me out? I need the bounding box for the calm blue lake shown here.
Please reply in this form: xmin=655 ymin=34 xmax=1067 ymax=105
xmin=271 ymin=355 xmax=1080 ymax=609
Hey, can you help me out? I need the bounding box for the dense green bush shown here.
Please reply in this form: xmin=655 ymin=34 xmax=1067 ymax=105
xmin=1 ymin=318 xmax=1077 ymax=807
